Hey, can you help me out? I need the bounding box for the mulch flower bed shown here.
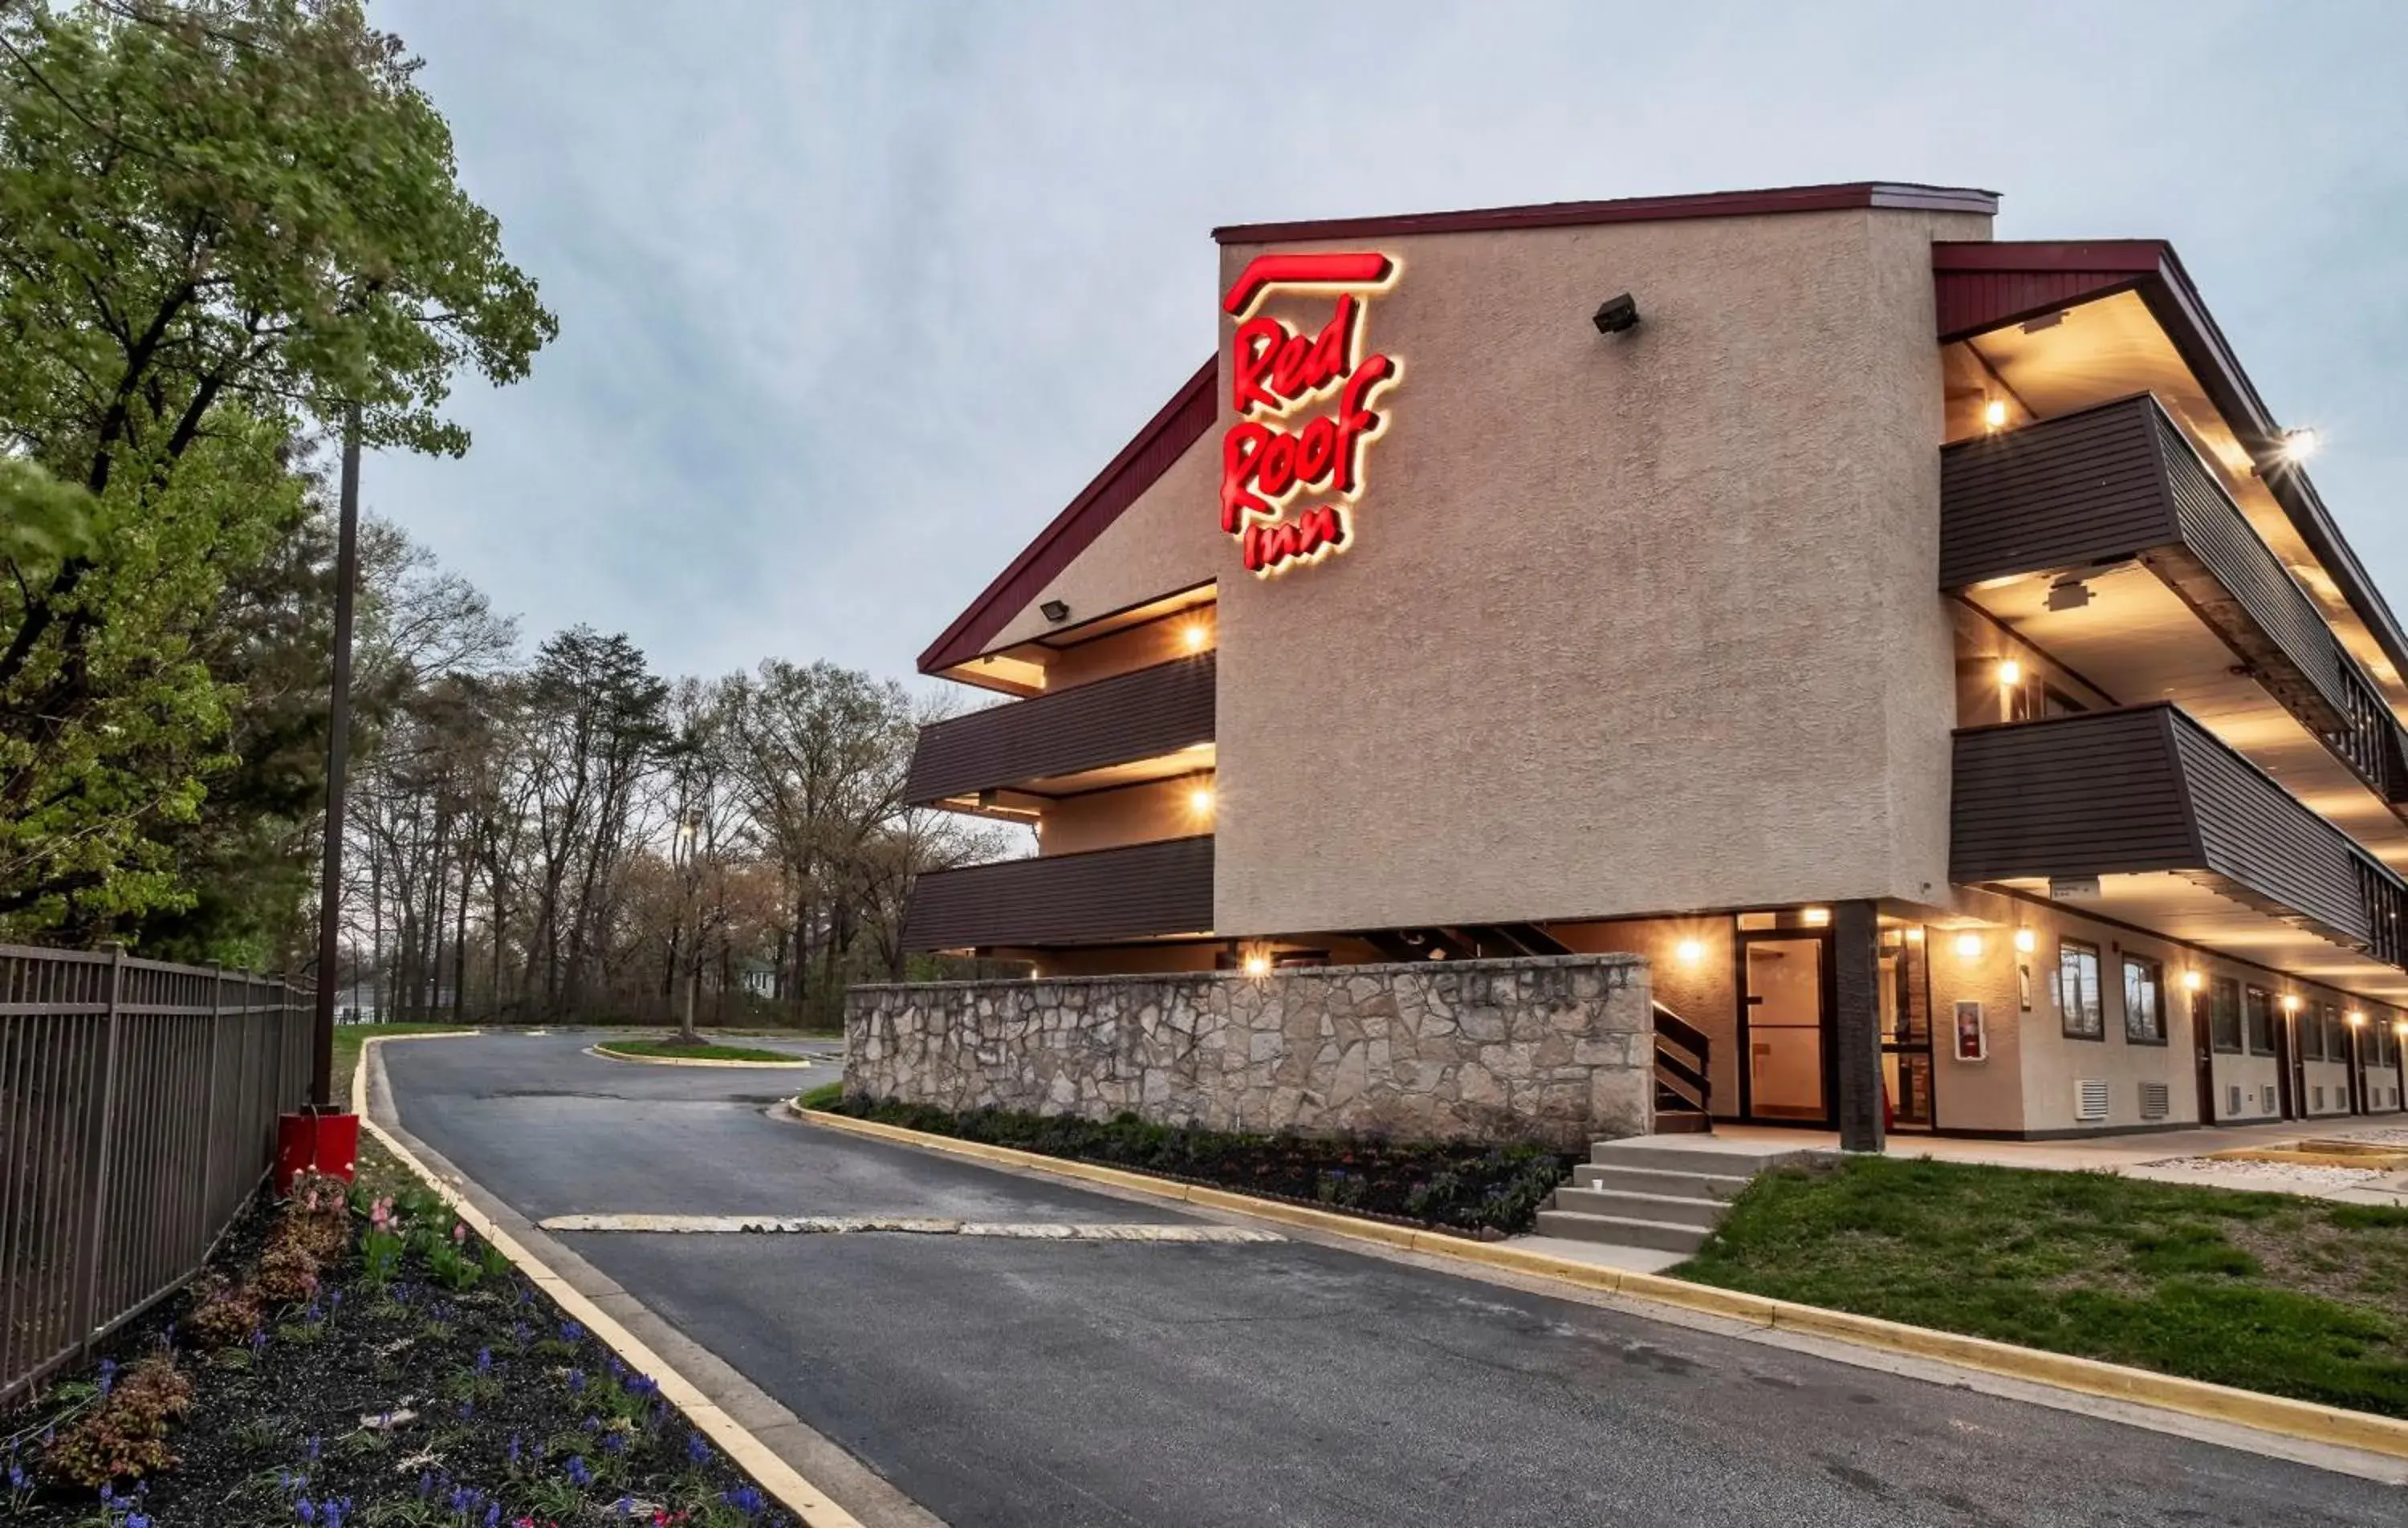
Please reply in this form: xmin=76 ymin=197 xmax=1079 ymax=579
xmin=810 ymin=1090 xmax=1579 ymax=1237
xmin=2 ymin=1143 xmax=792 ymax=1527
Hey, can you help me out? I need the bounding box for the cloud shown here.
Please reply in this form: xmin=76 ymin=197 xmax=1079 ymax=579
xmin=368 ymin=0 xmax=2408 ymax=682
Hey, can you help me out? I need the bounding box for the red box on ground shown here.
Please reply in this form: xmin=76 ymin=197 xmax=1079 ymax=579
xmin=275 ymin=1109 xmax=360 ymax=1194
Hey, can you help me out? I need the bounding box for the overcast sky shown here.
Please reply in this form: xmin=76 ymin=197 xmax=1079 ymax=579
xmin=369 ymin=0 xmax=2408 ymax=686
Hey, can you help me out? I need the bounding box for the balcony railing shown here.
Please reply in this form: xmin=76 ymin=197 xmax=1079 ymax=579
xmin=1953 ymin=704 xmax=2406 ymax=965
xmin=1942 ymin=393 xmax=2408 ymax=807
xmin=905 ymin=653 xmax=1214 ymax=807
xmin=902 ymin=835 xmax=1214 ymax=951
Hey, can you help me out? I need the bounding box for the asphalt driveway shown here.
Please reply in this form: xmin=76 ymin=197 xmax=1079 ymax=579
xmin=380 ymin=1031 xmax=2404 ymax=1527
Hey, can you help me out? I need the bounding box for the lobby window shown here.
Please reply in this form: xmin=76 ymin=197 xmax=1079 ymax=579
xmin=2323 ymin=1004 xmax=2347 ymax=1062
xmin=2207 ymin=977 xmax=2243 ymax=1054
xmin=2301 ymin=1006 xmax=2326 ymax=1061
xmin=2059 ymin=941 xmax=2104 ymax=1040
xmin=2122 ymin=957 xmax=2166 ymax=1044
xmin=2245 ymin=986 xmax=2276 ymax=1055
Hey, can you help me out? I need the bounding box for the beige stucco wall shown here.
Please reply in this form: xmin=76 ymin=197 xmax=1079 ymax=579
xmin=1211 ymin=205 xmax=1991 ymax=937
xmin=1037 ymin=776 xmax=1211 ymax=856
xmin=988 ymin=429 xmax=1224 ymax=653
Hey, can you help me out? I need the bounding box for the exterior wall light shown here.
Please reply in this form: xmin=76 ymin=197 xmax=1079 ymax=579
xmin=2276 ymin=426 xmax=2321 ymax=464
xmin=1241 ymin=951 xmax=1272 ymax=979
xmin=1189 ymin=785 xmax=1215 ymax=818
xmin=2182 ymin=969 xmax=2204 ymax=992
xmin=1954 ymin=931 xmax=1983 ymax=960
xmin=1983 ymin=398 xmax=2009 ymax=432
xmin=1996 ymin=658 xmax=2023 ymax=687
xmin=1183 ymin=622 xmax=1210 ymax=652
xmin=1674 ymin=938 xmax=1706 ymax=965
xmin=1592 ymin=292 xmax=1640 ymax=334
xmin=1801 ymin=906 xmax=1830 ymax=927
xmin=2282 ymin=994 xmax=2301 ymax=1013
xmin=2013 ymin=928 xmax=2036 ymax=954
xmin=1039 ymin=599 xmax=1070 ymax=624
xmin=2348 ymin=1010 xmax=2365 ymax=1026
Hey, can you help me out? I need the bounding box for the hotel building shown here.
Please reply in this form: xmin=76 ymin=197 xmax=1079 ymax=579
xmin=893 ymin=181 xmax=2408 ymax=1148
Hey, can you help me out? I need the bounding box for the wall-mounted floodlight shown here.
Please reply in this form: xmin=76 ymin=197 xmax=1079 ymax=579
xmin=1039 ymin=599 xmax=1070 ymax=624
xmin=1592 ymin=293 xmax=1640 ymax=334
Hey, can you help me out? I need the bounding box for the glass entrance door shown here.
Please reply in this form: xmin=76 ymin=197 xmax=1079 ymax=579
xmin=1743 ymin=936 xmax=1828 ymax=1123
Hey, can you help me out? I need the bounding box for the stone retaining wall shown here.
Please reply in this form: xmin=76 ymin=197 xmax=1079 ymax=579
xmin=844 ymin=953 xmax=1653 ymax=1148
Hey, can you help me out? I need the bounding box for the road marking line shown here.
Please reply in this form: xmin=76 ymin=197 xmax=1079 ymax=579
xmin=536 ymin=1212 xmax=1281 ymax=1242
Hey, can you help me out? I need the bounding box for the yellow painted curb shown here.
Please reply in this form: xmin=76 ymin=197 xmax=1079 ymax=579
xmin=357 ymin=1036 xmax=864 ymax=1527
xmin=787 ymin=1102 xmax=2408 ymax=1462
xmin=588 ymin=1042 xmax=814 ymax=1070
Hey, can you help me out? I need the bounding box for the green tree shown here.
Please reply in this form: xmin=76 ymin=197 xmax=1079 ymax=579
xmin=0 ymin=0 xmax=555 ymax=941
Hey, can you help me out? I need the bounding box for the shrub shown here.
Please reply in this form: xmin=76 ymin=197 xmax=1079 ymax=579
xmin=275 ymin=1171 xmax=356 ymax=1263
xmin=824 ymin=1097 xmax=1576 ymax=1235
xmin=183 ymin=1276 xmax=263 ymax=1352
xmin=42 ymin=1355 xmax=193 ymax=1488
xmin=254 ymin=1243 xmax=320 ymax=1307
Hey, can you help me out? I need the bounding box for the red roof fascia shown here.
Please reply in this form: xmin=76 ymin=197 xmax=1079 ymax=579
xmin=1213 ymin=181 xmax=1999 ymax=246
xmin=1931 ymin=239 xmax=2170 ymax=341
xmin=918 ymin=358 xmax=1218 ymax=676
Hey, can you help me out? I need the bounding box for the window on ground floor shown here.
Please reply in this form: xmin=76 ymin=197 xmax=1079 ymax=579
xmin=2207 ymin=977 xmax=2243 ymax=1054
xmin=2302 ymin=1006 xmax=2327 ymax=1061
xmin=2059 ymin=941 xmax=2104 ymax=1039
xmin=2121 ymin=957 xmax=2166 ymax=1044
xmin=2245 ymin=986 xmax=2276 ymax=1055
xmin=2324 ymin=1005 xmax=2348 ymax=1063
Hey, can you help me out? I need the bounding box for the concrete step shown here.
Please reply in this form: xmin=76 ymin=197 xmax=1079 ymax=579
xmin=1573 ymin=1164 xmax=1752 ymax=1201
xmin=1548 ymin=1186 xmax=1727 ymax=1228
xmin=1588 ymin=1138 xmax=1810 ymax=1175
xmin=1532 ymin=1209 xmax=1712 ymax=1254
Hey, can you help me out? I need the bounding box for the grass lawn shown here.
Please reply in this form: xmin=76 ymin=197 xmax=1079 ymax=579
xmin=1677 ymin=1155 xmax=2408 ymax=1416
xmin=595 ymin=1038 xmax=807 ymax=1063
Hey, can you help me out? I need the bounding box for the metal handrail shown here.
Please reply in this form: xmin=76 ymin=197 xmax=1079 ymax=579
xmin=1652 ymin=1000 xmax=1711 ymax=1116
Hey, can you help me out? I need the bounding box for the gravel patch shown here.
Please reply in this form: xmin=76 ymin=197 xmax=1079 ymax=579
xmin=2143 ymin=1156 xmax=2387 ymax=1189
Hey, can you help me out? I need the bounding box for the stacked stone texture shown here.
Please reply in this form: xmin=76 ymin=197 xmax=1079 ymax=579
xmin=844 ymin=953 xmax=1653 ymax=1148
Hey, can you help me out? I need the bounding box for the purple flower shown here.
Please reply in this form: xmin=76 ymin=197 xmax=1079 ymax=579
xmin=559 ymin=1320 xmax=584 ymax=1344
xmin=685 ymin=1432 xmax=712 ymax=1466
xmin=600 ymin=1431 xmax=626 ymax=1455
xmin=97 ymin=1359 xmax=118 ymax=1396
xmin=566 ymin=1369 xmax=586 ymax=1394
xmin=563 ymin=1455 xmax=592 ymax=1488
xmin=506 ymin=1434 xmax=523 ymax=1467
xmin=305 ymin=1436 xmax=322 ymax=1463
xmin=296 ymin=1502 xmax=315 ymax=1525
xmin=721 ymin=1484 xmax=767 ymax=1514
xmin=477 ymin=1347 xmax=494 ymax=1374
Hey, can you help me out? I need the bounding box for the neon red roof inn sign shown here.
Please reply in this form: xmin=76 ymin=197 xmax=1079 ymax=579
xmin=1218 ymin=252 xmax=1400 ymax=575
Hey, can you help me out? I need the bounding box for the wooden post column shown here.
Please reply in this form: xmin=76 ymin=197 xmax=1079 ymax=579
xmin=1832 ymin=900 xmax=1885 ymax=1153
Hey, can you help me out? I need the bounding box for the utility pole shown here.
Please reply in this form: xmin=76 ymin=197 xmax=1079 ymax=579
xmin=310 ymin=408 xmax=363 ymax=1109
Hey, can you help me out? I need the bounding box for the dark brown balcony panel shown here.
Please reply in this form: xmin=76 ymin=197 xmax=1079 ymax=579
xmin=1942 ymin=393 xmax=2406 ymax=800
xmin=905 ymin=654 xmax=1214 ymax=807
xmin=902 ymin=834 xmax=1213 ymax=952
xmin=1953 ymin=704 xmax=2395 ymax=953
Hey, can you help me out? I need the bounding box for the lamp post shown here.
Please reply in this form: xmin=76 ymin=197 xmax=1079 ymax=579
xmin=673 ymin=817 xmax=700 ymax=1046
xmin=277 ymin=406 xmax=363 ymax=1190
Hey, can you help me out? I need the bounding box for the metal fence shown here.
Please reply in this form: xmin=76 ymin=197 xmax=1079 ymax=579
xmin=0 ymin=945 xmax=311 ymax=1408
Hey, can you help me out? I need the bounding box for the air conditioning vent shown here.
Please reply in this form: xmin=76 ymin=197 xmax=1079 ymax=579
xmin=2264 ymin=1087 xmax=2279 ymax=1114
xmin=2139 ymin=1083 xmax=2170 ymax=1120
xmin=2227 ymin=1084 xmax=2242 ymax=1117
xmin=2075 ymin=1079 xmax=2110 ymax=1122
xmin=2313 ymin=1085 xmax=2326 ymax=1111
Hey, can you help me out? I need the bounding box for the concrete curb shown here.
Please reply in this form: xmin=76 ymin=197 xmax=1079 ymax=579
xmin=354 ymin=1037 xmax=865 ymax=1527
xmin=787 ymin=1102 xmax=2408 ymax=1464
xmin=586 ymin=1043 xmax=815 ymax=1070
